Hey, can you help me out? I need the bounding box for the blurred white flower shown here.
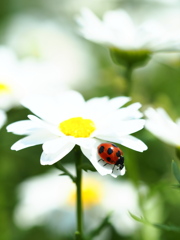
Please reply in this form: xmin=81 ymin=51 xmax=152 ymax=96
xmin=0 ymin=47 xmax=21 ymax=110
xmin=0 ymin=16 xmax=96 ymax=110
xmin=77 ymin=8 xmax=180 ymax=52
xmin=142 ymin=5 xmax=180 ymax=66
xmin=14 ymin=169 xmax=141 ymax=236
xmin=7 ymin=90 xmax=147 ymax=177
xmin=0 ymin=46 xmax=68 ymax=110
xmin=4 ymin=15 xmax=95 ymax=88
xmin=0 ymin=110 xmax=6 ymax=128
xmin=145 ymin=107 xmax=180 ymax=146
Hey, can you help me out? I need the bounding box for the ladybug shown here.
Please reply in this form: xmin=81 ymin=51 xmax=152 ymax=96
xmin=97 ymin=143 xmax=124 ymax=173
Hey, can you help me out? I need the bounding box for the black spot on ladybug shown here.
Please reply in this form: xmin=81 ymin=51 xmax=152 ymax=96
xmin=106 ymin=157 xmax=111 ymax=162
xmin=116 ymin=151 xmax=121 ymax=157
xmin=98 ymin=146 xmax=104 ymax=154
xmin=107 ymin=147 xmax=113 ymax=155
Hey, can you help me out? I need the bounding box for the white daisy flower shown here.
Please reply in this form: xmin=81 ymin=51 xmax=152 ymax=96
xmin=7 ymin=90 xmax=147 ymax=177
xmin=14 ymin=169 xmax=141 ymax=237
xmin=0 ymin=46 xmax=68 ymax=110
xmin=0 ymin=17 xmax=96 ymax=110
xmin=0 ymin=46 xmax=20 ymax=110
xmin=145 ymin=107 xmax=180 ymax=147
xmin=0 ymin=110 xmax=6 ymax=129
xmin=77 ymin=8 xmax=180 ymax=53
xmin=4 ymin=15 xmax=96 ymax=88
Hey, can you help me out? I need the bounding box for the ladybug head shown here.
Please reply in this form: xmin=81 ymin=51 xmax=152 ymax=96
xmin=115 ymin=156 xmax=124 ymax=170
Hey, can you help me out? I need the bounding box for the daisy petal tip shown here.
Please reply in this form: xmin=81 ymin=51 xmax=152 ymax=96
xmin=111 ymin=167 xmax=126 ymax=178
xmin=141 ymin=144 xmax=148 ymax=152
xmin=40 ymin=161 xmax=48 ymax=166
xmin=6 ymin=125 xmax=12 ymax=132
xmin=40 ymin=158 xmax=53 ymax=166
xmin=11 ymin=145 xmax=20 ymax=151
xmin=40 ymin=153 xmax=60 ymax=166
xmin=40 ymin=160 xmax=53 ymax=166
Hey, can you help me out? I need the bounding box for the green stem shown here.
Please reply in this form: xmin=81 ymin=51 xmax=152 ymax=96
xmin=124 ymin=64 xmax=133 ymax=96
xmin=75 ymin=146 xmax=83 ymax=240
xmin=124 ymin=65 xmax=140 ymax=185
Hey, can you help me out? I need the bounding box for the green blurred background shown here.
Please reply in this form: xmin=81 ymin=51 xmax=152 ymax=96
xmin=1 ymin=0 xmax=180 ymax=240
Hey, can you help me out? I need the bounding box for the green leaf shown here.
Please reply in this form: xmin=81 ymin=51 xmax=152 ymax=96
xmin=130 ymin=212 xmax=180 ymax=232
xmin=172 ymin=160 xmax=180 ymax=183
xmin=129 ymin=212 xmax=150 ymax=225
xmin=153 ymin=223 xmax=180 ymax=232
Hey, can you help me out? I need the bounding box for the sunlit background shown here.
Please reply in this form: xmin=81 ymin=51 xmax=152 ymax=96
xmin=1 ymin=0 xmax=180 ymax=239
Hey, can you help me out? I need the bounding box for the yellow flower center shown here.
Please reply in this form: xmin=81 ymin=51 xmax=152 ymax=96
xmin=0 ymin=83 xmax=11 ymax=94
xmin=59 ymin=117 xmax=96 ymax=138
xmin=68 ymin=178 xmax=103 ymax=208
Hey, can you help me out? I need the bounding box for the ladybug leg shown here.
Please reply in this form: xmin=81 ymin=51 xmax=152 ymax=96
xmin=103 ymin=163 xmax=108 ymax=167
xmin=98 ymin=159 xmax=108 ymax=166
xmin=98 ymin=159 xmax=110 ymax=168
xmin=112 ymin=164 xmax=116 ymax=173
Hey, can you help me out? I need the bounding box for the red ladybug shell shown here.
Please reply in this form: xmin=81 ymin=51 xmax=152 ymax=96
xmin=97 ymin=143 xmax=124 ymax=170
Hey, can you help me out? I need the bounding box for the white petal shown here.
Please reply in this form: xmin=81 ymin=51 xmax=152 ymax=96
xmin=43 ymin=137 xmax=69 ymax=154
xmin=111 ymin=166 xmax=126 ymax=178
xmin=77 ymin=8 xmax=137 ymax=49
xmin=145 ymin=121 xmax=179 ymax=146
xmin=71 ymin=137 xmax=96 ymax=149
xmin=117 ymin=135 xmax=148 ymax=152
xmin=7 ymin=120 xmax=38 ymax=135
xmin=43 ymin=137 xmax=96 ymax=155
xmin=116 ymin=102 xmax=143 ymax=120
xmin=145 ymin=107 xmax=180 ymax=146
xmin=28 ymin=115 xmax=61 ymax=136
xmin=96 ymin=119 xmax=146 ymax=139
xmin=53 ymin=91 xmax=85 ymax=122
xmin=106 ymin=96 xmax=131 ymax=110
xmin=86 ymin=96 xmax=130 ymax=114
xmin=86 ymin=96 xmax=109 ymax=110
xmin=116 ymin=119 xmax=146 ymax=135
xmin=103 ymin=9 xmax=134 ymax=32
xmin=40 ymin=142 xmax=75 ymax=165
xmin=77 ymin=8 xmax=112 ymax=45
xmin=28 ymin=115 xmax=45 ymax=125
xmin=21 ymin=90 xmax=85 ymax=124
xmin=85 ymin=96 xmax=132 ymax=128
xmin=145 ymin=108 xmax=177 ymax=129
xmin=22 ymin=95 xmax=58 ymax=122
xmin=103 ymin=9 xmax=136 ymax=48
xmin=11 ymin=131 xmax=55 ymax=151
